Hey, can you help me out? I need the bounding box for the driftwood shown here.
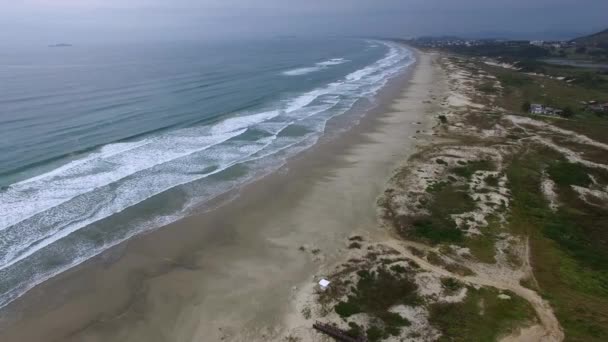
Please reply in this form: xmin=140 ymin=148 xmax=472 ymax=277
xmin=312 ymin=321 xmax=368 ymax=342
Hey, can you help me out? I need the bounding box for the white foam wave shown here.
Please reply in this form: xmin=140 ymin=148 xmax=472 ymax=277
xmin=0 ymin=114 xmax=276 ymax=232
xmin=0 ymin=128 xmax=272 ymax=271
xmin=282 ymin=58 xmax=349 ymax=76
xmin=210 ymin=110 xmax=279 ymax=135
xmin=317 ymin=58 xmax=348 ymax=67
xmin=0 ymin=81 xmax=343 ymax=269
xmin=282 ymin=67 xmax=322 ymax=76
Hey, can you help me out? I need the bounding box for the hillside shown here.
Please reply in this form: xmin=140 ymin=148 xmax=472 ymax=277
xmin=572 ymin=28 xmax=608 ymax=46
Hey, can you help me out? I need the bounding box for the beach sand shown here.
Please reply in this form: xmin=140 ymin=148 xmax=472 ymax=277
xmin=0 ymin=50 xmax=444 ymax=342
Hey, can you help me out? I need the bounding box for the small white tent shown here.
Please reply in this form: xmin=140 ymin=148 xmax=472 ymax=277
xmin=318 ymin=279 xmax=330 ymax=289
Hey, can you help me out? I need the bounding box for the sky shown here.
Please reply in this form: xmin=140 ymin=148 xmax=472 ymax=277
xmin=1 ymin=0 xmax=607 ymax=44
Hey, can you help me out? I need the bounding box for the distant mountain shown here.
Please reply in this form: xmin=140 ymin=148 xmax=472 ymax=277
xmin=48 ymin=43 xmax=72 ymax=48
xmin=572 ymin=29 xmax=608 ymax=46
xmin=416 ymin=35 xmax=464 ymax=41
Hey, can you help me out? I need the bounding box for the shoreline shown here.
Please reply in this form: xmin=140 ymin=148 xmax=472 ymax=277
xmin=0 ymin=48 xmax=442 ymax=342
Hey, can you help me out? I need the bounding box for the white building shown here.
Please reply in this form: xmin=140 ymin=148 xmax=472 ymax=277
xmin=530 ymin=104 xmax=544 ymax=114
xmin=530 ymin=104 xmax=562 ymax=116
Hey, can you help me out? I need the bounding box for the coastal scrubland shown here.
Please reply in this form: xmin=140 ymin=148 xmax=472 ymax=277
xmin=284 ymin=48 xmax=608 ymax=342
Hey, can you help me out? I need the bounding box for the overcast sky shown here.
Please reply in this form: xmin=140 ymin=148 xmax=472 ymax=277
xmin=1 ymin=0 xmax=607 ymax=44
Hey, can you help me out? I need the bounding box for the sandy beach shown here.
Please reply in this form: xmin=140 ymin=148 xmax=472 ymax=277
xmin=0 ymin=49 xmax=443 ymax=342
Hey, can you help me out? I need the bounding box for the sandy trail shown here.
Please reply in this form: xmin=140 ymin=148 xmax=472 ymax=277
xmin=380 ymin=236 xmax=564 ymax=341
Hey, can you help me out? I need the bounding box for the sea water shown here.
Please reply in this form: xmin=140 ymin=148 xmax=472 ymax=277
xmin=0 ymin=38 xmax=414 ymax=308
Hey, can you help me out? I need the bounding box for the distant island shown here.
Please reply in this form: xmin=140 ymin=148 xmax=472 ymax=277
xmin=48 ymin=43 xmax=72 ymax=48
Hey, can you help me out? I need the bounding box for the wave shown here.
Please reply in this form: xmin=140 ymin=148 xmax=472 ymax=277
xmin=0 ymin=40 xmax=415 ymax=309
xmin=282 ymin=58 xmax=349 ymax=76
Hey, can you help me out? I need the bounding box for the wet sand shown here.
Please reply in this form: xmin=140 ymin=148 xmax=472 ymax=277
xmin=0 ymin=49 xmax=442 ymax=342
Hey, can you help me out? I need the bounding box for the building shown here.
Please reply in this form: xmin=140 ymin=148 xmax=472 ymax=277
xmin=545 ymin=107 xmax=563 ymax=116
xmin=588 ymin=103 xmax=608 ymax=113
xmin=530 ymin=104 xmax=545 ymax=114
xmin=530 ymin=104 xmax=563 ymax=116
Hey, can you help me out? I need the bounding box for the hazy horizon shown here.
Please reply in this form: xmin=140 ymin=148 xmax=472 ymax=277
xmin=1 ymin=0 xmax=607 ymax=45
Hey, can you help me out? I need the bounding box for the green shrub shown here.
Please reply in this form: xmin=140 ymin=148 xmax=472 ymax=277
xmin=547 ymin=160 xmax=592 ymax=187
xmin=335 ymin=300 xmax=361 ymax=318
xmin=452 ymin=160 xmax=495 ymax=179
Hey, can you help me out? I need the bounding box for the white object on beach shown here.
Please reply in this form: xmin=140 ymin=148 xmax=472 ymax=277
xmin=318 ymin=279 xmax=331 ymax=289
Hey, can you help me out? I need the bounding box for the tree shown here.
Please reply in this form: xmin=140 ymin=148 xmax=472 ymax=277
xmin=561 ymin=106 xmax=574 ymax=118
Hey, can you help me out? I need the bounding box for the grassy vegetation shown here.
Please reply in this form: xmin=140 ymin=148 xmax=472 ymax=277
xmin=411 ymin=183 xmax=474 ymax=244
xmin=451 ymin=160 xmax=495 ymax=179
xmin=496 ymin=72 xmax=533 ymax=87
xmin=380 ymin=50 xmax=608 ymax=341
xmin=430 ymin=49 xmax=608 ymax=340
xmin=429 ymin=287 xmax=536 ymax=342
xmin=482 ymin=63 xmax=608 ymax=117
xmin=426 ymin=180 xmax=449 ymax=193
xmin=550 ymin=118 xmax=608 ymax=145
xmin=507 ymin=148 xmax=608 ymax=341
xmin=460 ymin=198 xmax=502 ymax=265
xmin=445 ymin=43 xmax=550 ymax=60
xmin=466 ymin=234 xmax=497 ymax=264
xmin=484 ymin=174 xmax=500 ymax=187
xmin=547 ymin=160 xmax=592 ymax=187
xmin=333 ymin=267 xmax=420 ymax=341
xmin=441 ymin=277 xmax=464 ymax=295
xmin=389 ymin=157 xmax=501 ymax=259
xmin=455 ymin=51 xmax=608 ymax=340
xmin=477 ymin=81 xmax=498 ymax=94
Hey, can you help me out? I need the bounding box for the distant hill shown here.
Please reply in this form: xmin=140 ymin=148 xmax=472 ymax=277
xmin=572 ymin=29 xmax=608 ymax=46
xmin=48 ymin=43 xmax=72 ymax=48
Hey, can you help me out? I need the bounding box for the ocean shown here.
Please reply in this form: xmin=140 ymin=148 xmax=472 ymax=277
xmin=0 ymin=38 xmax=414 ymax=309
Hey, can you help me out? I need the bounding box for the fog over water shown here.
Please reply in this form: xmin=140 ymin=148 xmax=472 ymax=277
xmin=1 ymin=0 xmax=607 ymax=44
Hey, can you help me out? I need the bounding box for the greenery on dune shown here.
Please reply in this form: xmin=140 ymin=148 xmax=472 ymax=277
xmin=496 ymin=72 xmax=533 ymax=87
xmin=507 ymin=149 xmax=608 ymax=341
xmin=415 ymin=160 xmax=502 ymax=260
xmin=413 ymin=182 xmax=473 ymax=244
xmin=327 ymin=52 xmax=608 ymax=342
xmin=547 ymin=160 xmax=592 ymax=187
xmin=477 ymin=81 xmax=499 ymax=94
xmin=429 ymin=287 xmax=537 ymax=342
xmin=451 ymin=159 xmax=495 ymax=180
xmin=384 ymin=155 xmax=500 ymax=257
xmin=463 ymin=55 xmax=608 ymax=340
xmin=448 ymin=56 xmax=608 ymax=340
xmin=464 ymin=214 xmax=501 ymax=264
xmin=550 ymin=118 xmax=608 ymax=145
xmin=334 ymin=267 xmax=420 ymax=341
xmin=403 ymin=160 xmax=496 ymax=245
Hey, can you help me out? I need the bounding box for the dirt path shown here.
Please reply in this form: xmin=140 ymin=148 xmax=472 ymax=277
xmin=380 ymin=236 xmax=564 ymax=342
